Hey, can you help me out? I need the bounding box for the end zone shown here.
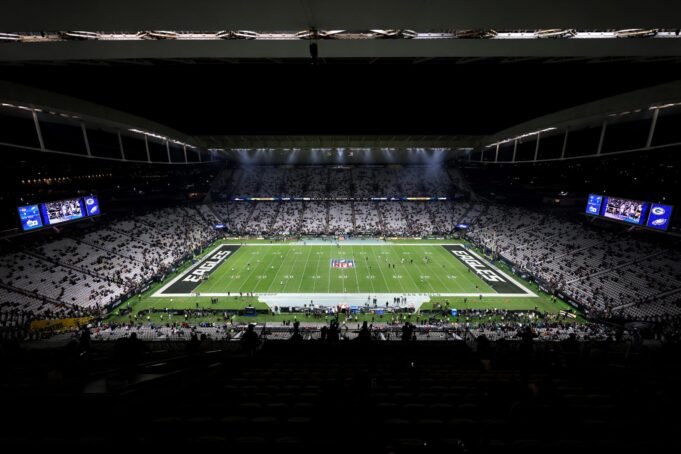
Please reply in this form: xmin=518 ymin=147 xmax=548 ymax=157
xmin=442 ymin=244 xmax=536 ymax=297
xmin=153 ymin=244 xmax=240 ymax=296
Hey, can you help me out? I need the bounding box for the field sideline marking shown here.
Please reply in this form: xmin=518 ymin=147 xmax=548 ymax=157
xmin=153 ymin=243 xmax=537 ymax=298
xmin=232 ymin=243 xmax=464 ymax=246
xmin=152 ymin=243 xmax=227 ymax=297
xmin=155 ymin=292 xmax=535 ymax=298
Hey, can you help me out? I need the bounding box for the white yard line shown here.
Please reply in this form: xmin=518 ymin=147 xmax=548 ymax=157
xmin=311 ymin=248 xmax=322 ymax=292
xmin=350 ymin=246 xmax=362 ymax=293
xmin=403 ymin=246 xmax=440 ymax=294
xmin=265 ymin=246 xmax=294 ymax=293
xmin=235 ymin=243 xmax=462 ymax=246
xmin=156 ymin=291 xmax=536 ymax=298
xmin=236 ymin=248 xmax=278 ymax=293
xmin=391 ymin=246 xmax=423 ymax=293
xmin=297 ymin=246 xmax=313 ymax=292
xmin=370 ymin=243 xmax=406 ymax=294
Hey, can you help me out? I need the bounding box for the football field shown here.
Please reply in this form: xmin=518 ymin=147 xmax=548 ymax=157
xmin=154 ymin=242 xmax=534 ymax=299
xmin=101 ymin=239 xmax=585 ymax=325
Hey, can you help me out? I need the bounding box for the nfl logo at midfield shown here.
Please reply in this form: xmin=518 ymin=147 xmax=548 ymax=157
xmin=331 ymin=259 xmax=355 ymax=269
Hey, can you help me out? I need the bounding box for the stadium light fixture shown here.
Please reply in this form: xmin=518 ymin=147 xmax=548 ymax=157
xmin=295 ymin=30 xmax=315 ymax=39
xmin=231 ymin=30 xmax=259 ymax=39
xmin=215 ymin=30 xmax=233 ymax=39
xmin=1 ymin=102 xmax=42 ymax=113
xmin=486 ymin=127 xmax=557 ymax=148
xmin=60 ymin=31 xmax=100 ymax=40
xmin=615 ymin=29 xmax=658 ymax=38
xmin=454 ymin=29 xmax=498 ymax=39
xmin=534 ymin=29 xmax=576 ymax=39
xmin=400 ymin=30 xmax=419 ymax=38
xmin=138 ymin=31 xmax=179 ymax=40
xmin=318 ymin=30 xmax=346 ymax=38
xmin=649 ymin=101 xmax=681 ymax=110
xmin=369 ymin=29 xmax=402 ymax=38
xmin=128 ymin=128 xmax=196 ymax=149
xmin=0 ymin=32 xmax=23 ymax=42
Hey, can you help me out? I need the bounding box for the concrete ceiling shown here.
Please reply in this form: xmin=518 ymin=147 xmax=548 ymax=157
xmin=4 ymin=40 xmax=681 ymax=63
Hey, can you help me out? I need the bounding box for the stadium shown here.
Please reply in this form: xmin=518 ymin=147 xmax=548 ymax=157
xmin=1 ymin=0 xmax=681 ymax=452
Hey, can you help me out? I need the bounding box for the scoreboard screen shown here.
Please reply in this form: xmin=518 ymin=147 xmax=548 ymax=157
xmin=585 ymin=194 xmax=672 ymax=232
xmin=17 ymin=204 xmax=43 ymax=231
xmin=646 ymin=204 xmax=673 ymax=231
xmin=18 ymin=195 xmax=102 ymax=232
xmin=83 ymin=195 xmax=100 ymax=217
xmin=600 ymin=197 xmax=648 ymax=225
xmin=40 ymin=198 xmax=85 ymax=226
xmin=585 ymin=194 xmax=603 ymax=216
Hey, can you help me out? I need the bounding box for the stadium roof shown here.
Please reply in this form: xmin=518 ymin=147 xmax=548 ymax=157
xmin=2 ymin=1 xmax=681 ymax=63
xmin=2 ymin=1 xmax=681 ymax=138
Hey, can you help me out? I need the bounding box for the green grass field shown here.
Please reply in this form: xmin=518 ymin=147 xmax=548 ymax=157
xmin=192 ymin=244 xmax=495 ymax=294
xmin=103 ymin=239 xmax=580 ymax=324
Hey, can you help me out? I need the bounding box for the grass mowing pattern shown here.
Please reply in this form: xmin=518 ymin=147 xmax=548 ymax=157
xmin=103 ymin=240 xmax=580 ymax=325
xmin=194 ymin=244 xmax=496 ymax=294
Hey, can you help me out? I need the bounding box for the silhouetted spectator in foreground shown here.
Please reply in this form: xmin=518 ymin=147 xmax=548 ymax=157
xmin=401 ymin=322 xmax=415 ymax=341
xmin=187 ymin=332 xmax=201 ymax=355
xmin=241 ymin=323 xmax=260 ymax=355
xmin=328 ymin=320 xmax=340 ymax=342
xmin=476 ymin=334 xmax=492 ymax=371
xmin=290 ymin=320 xmax=303 ymax=342
xmin=563 ymin=332 xmax=578 ymax=353
xmin=78 ymin=327 xmax=91 ymax=354
xmin=115 ymin=332 xmax=146 ymax=381
xmin=358 ymin=321 xmax=372 ymax=342
xmin=517 ymin=326 xmax=538 ymax=370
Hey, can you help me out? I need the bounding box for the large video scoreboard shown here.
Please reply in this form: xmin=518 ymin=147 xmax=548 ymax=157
xmin=17 ymin=195 xmax=101 ymax=232
xmin=586 ymin=194 xmax=673 ymax=231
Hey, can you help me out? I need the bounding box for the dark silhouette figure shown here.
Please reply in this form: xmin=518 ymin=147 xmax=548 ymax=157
xmin=78 ymin=327 xmax=91 ymax=354
xmin=241 ymin=323 xmax=261 ymax=355
xmin=290 ymin=320 xmax=303 ymax=342
xmin=357 ymin=321 xmax=372 ymax=342
xmin=127 ymin=332 xmax=144 ymax=361
xmin=401 ymin=322 xmax=415 ymax=341
xmin=517 ymin=326 xmax=538 ymax=370
xmin=187 ymin=332 xmax=201 ymax=355
xmin=114 ymin=332 xmax=146 ymax=381
xmin=327 ymin=320 xmax=340 ymax=342
xmin=476 ymin=334 xmax=492 ymax=371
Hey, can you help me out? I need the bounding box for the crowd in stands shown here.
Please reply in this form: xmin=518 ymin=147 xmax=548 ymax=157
xmin=73 ymin=307 xmax=624 ymax=344
xmin=211 ymin=165 xmax=463 ymax=237
xmin=0 ymin=205 xmax=219 ymax=333
xmin=214 ymin=198 xmax=479 ymax=238
xmin=466 ymin=205 xmax=681 ymax=320
xmin=214 ymin=165 xmax=454 ymax=200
